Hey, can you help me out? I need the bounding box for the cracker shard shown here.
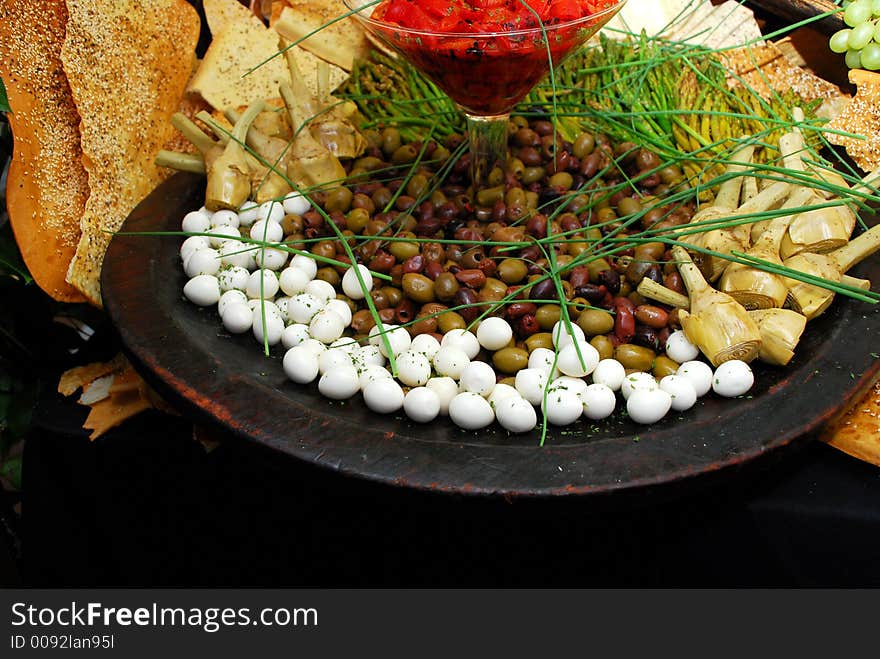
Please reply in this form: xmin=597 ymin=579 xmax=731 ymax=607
xmin=61 ymin=0 xmax=200 ymax=307
xmin=827 ymin=69 xmax=880 ymax=173
xmin=0 ymin=0 xmax=88 ymax=302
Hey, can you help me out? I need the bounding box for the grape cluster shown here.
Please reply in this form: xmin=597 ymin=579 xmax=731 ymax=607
xmin=830 ymin=0 xmax=880 ymax=70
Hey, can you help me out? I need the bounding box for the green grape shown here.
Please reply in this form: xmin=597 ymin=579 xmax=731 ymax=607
xmin=850 ymin=21 xmax=876 ymax=48
xmin=861 ymin=42 xmax=880 ymax=68
xmin=845 ymin=0 xmax=873 ymax=26
xmin=873 ymin=20 xmax=880 ymax=41
xmin=872 ymin=0 xmax=880 ymax=16
xmin=846 ymin=48 xmax=863 ymax=68
xmin=831 ymin=28 xmax=852 ymax=52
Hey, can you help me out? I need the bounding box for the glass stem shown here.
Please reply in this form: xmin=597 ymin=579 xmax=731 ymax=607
xmin=465 ymin=112 xmax=510 ymax=191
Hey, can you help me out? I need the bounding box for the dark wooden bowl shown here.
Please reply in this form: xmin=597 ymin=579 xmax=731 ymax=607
xmin=101 ymin=172 xmax=880 ymax=498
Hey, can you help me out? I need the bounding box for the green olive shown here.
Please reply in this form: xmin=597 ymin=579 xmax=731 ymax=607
xmin=548 ymin=171 xmax=574 ymax=190
xmin=492 ymin=347 xmax=530 ymax=374
xmin=590 ymin=335 xmax=614 ymax=361
xmin=614 ymin=344 xmax=656 ymax=372
xmin=310 ymin=240 xmax=336 ymax=260
xmin=525 ymin=332 xmax=554 ymax=352
xmin=576 ymin=308 xmax=615 ymax=336
xmin=380 ymin=127 xmax=402 ymax=155
xmin=653 ymin=355 xmax=680 ymax=379
xmin=391 ymin=144 xmax=418 ymax=164
xmin=381 ymin=286 xmax=403 ymax=308
xmin=345 ymin=208 xmax=370 ymax=234
xmin=496 ymin=258 xmax=528 ymax=284
xmin=324 ymin=186 xmax=353 ymax=213
xmin=479 ymin=278 xmax=508 ymax=302
xmin=535 ymin=304 xmax=561 ymax=330
xmin=402 ymin=273 xmax=435 ymax=304
xmin=406 ymin=174 xmax=429 ymax=199
xmin=438 ymin=310 xmax=466 ymax=333
xmin=617 ymin=196 xmax=643 ymax=217
xmin=388 ymin=233 xmax=420 ymax=260
xmin=572 ymin=132 xmax=596 ymax=159
xmin=521 ymin=166 xmax=546 ymax=185
xmin=487 ymin=166 xmax=505 ymax=187
xmin=476 ymin=186 xmax=505 ymax=207
xmin=354 ymin=155 xmax=384 ymax=171
xmin=506 ymin=157 xmax=525 ymax=179
xmin=433 ymin=272 xmax=460 ymax=301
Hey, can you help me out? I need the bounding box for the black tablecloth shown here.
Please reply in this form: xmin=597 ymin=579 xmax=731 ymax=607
xmin=16 ymin=387 xmax=880 ymax=588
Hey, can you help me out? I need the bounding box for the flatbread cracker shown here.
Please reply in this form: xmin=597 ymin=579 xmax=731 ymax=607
xmin=61 ymin=0 xmax=200 ymax=307
xmin=203 ymin=0 xmax=255 ymax=37
xmin=188 ymin=13 xmax=291 ymax=111
xmin=0 ymin=0 xmax=88 ymax=303
xmin=826 ymin=69 xmax=880 ymax=173
xmin=274 ymin=2 xmax=370 ymax=71
xmin=821 ymin=377 xmax=880 ymax=467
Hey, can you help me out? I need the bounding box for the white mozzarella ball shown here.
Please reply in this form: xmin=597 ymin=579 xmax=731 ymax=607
xmin=324 ymin=299 xmax=353 ymax=327
xmin=665 ymin=329 xmax=700 ymax=364
xmin=218 ymin=289 xmax=249 ymax=317
xmin=459 ymin=360 xmax=496 ymax=397
xmin=210 ymin=209 xmax=240 ymax=229
xmin=542 ymin=389 xmax=583 ymax=426
xmin=281 ymin=323 xmax=311 ymax=349
xmin=712 ymin=360 xmax=754 ymax=398
xmin=341 ymin=264 xmax=373 ymax=300
xmin=245 ymin=269 xmax=280 ymax=299
xmin=287 ymin=293 xmax=324 ymax=324
xmin=218 ymin=266 xmax=249 ymax=292
xmin=396 ymin=350 xmax=432 ymax=387
xmin=515 ymin=368 xmax=549 ymax=406
xmin=677 ymin=360 xmax=714 ymax=397
xmin=254 ymin=247 xmax=289 ymax=271
xmin=249 ymin=219 xmax=283 ymax=243
xmin=182 ymin=209 xmax=211 ymax=233
xmin=352 ymin=345 xmax=385 ymax=368
xmin=548 ymin=376 xmax=588 ymax=397
xmin=363 ymin=378 xmax=405 ymax=414
xmin=403 ymin=387 xmax=441 ymax=423
xmin=375 ymin=325 xmax=412 ymax=358
xmin=528 ymin=347 xmax=559 ymax=377
xmin=627 ymin=388 xmax=672 ymax=424
xmin=426 ymin=377 xmax=459 ymax=415
xmin=236 ymin=200 xmax=259 ymax=227
xmin=495 ymin=396 xmax=538 ymax=433
xmin=409 ymin=334 xmax=441 ymax=360
xmin=476 ymin=317 xmax=513 ymax=351
xmin=183 ymin=274 xmax=221 ymax=307
xmin=318 ymin=364 xmax=360 ymax=400
xmin=620 ymin=371 xmax=658 ymax=400
xmin=659 ymin=374 xmax=698 ymax=411
xmin=487 ymin=383 xmax=520 ymax=408
xmin=318 ymin=347 xmax=354 ymax=375
xmin=305 ymin=278 xmax=337 ymax=304
xmin=358 ymin=363 xmax=393 ymax=390
xmin=309 ymin=309 xmax=346 ymax=344
xmin=579 ymin=383 xmax=617 ymax=420
xmin=591 ymin=358 xmax=626 ymax=391
xmin=432 ymin=346 xmax=470 ymax=380
xmin=247 ymin=298 xmax=280 ymax=315
xmin=441 ymin=329 xmax=480 ymax=359
xmin=279 ymin=266 xmax=310 ymax=296
xmin=221 ymin=303 xmax=253 ymax=334
xmin=205 ymin=225 xmax=240 ymax=249
xmin=552 ymin=320 xmax=586 ymax=349
xmin=256 ymin=200 xmax=285 ymax=224
xmin=282 ymin=191 xmax=310 ymax=216
xmin=298 ymin=338 xmax=327 ymax=356
xmin=283 ymin=346 xmax=320 ymax=384
xmin=184 ymin=247 xmax=221 ymax=277
xmin=556 ymin=340 xmax=600 ymax=377
xmin=180 ymin=235 xmax=210 ymax=262
xmin=290 ymin=254 xmax=318 ymax=281
xmin=218 ymin=240 xmax=255 ymax=269
xmin=330 ymin=337 xmax=359 ymax=353
xmin=448 ymin=392 xmax=494 ymax=430
xmin=274 ymin=296 xmax=291 ymax=324
xmin=252 ymin=305 xmax=284 ymax=345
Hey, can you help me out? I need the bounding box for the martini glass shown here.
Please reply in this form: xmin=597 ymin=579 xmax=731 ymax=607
xmin=344 ymin=0 xmax=626 ymax=190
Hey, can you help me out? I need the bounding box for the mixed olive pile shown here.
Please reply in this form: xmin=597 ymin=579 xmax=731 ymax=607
xmin=178 ymin=115 xmax=757 ymax=432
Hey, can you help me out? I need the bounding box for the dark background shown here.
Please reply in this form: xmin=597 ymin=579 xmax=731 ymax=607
xmin=2 ymin=0 xmax=879 ymax=588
